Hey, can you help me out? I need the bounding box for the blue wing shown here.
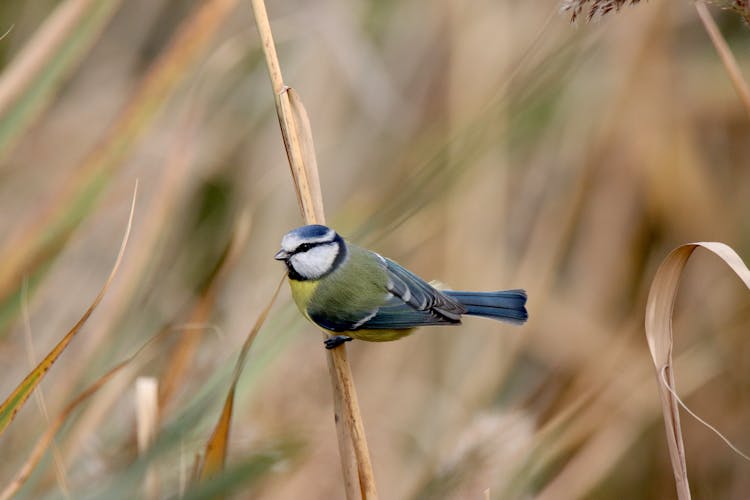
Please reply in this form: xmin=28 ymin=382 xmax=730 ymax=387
xmin=308 ymin=256 xmax=465 ymax=332
xmin=356 ymin=302 xmax=457 ymax=329
xmin=356 ymin=257 xmax=465 ymax=330
xmin=381 ymin=258 xmax=465 ymax=316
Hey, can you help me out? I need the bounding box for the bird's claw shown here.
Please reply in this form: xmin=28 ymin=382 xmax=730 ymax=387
xmin=324 ymin=335 xmax=353 ymax=349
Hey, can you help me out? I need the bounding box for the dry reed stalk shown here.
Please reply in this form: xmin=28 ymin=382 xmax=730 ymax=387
xmin=695 ymin=1 xmax=750 ymax=117
xmin=645 ymin=242 xmax=750 ymax=500
xmin=136 ymin=377 xmax=160 ymax=500
xmin=248 ymin=1 xmax=377 ymax=498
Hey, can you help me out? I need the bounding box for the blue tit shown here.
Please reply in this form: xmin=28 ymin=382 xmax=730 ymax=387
xmin=274 ymin=224 xmax=528 ymax=349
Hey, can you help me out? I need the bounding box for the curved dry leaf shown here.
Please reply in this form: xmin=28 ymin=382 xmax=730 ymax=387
xmin=0 ymin=182 xmax=137 ymax=436
xmin=645 ymin=242 xmax=750 ymax=500
xmin=199 ymin=276 xmax=284 ymax=483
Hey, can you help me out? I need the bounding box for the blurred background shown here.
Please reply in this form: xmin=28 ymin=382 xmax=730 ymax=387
xmin=0 ymin=0 xmax=749 ymax=498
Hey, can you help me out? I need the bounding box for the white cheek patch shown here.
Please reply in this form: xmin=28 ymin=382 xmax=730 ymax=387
xmin=289 ymin=243 xmax=339 ymax=279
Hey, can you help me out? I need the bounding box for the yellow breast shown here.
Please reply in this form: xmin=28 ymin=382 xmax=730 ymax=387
xmin=287 ymin=277 xmax=417 ymax=341
xmin=288 ymin=278 xmax=319 ymax=321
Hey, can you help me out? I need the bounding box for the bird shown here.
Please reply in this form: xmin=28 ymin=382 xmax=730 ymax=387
xmin=274 ymin=224 xmax=528 ymax=349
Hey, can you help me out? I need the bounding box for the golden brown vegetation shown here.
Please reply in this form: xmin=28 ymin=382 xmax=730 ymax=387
xmin=0 ymin=1 xmax=748 ymax=499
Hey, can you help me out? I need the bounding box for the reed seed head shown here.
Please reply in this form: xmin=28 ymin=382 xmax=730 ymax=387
xmin=720 ymin=0 xmax=750 ymax=22
xmin=562 ymin=0 xmax=749 ymax=23
xmin=560 ymin=0 xmax=642 ymax=22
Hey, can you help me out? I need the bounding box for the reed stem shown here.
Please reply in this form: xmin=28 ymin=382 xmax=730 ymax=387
xmin=695 ymin=1 xmax=750 ymax=117
xmin=248 ymin=1 xmax=378 ymax=498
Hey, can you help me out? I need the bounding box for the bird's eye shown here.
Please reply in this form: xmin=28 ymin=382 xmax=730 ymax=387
xmin=297 ymin=243 xmax=313 ymax=252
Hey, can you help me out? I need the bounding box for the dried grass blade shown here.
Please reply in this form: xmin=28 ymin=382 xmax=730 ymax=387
xmin=198 ymin=276 xmax=284 ymax=482
xmin=0 ymin=181 xmax=137 ymax=436
xmin=0 ymin=25 xmax=13 ymax=42
xmin=0 ymin=0 xmax=238 ymax=314
xmin=695 ymin=1 xmax=750 ymax=117
xmin=20 ymin=280 xmax=70 ymax=497
xmin=0 ymin=320 xmax=167 ymax=500
xmin=645 ymin=242 xmax=750 ymax=500
xmin=0 ymin=0 xmax=123 ymax=157
xmin=159 ymin=212 xmax=252 ymax=410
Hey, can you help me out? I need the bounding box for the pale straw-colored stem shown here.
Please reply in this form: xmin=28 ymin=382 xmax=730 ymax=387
xmin=695 ymin=1 xmax=750 ymax=117
xmin=248 ymin=1 xmax=378 ymax=498
xmin=135 ymin=377 xmax=159 ymax=500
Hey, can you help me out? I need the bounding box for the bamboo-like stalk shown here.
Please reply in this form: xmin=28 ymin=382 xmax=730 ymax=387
xmin=248 ymin=1 xmax=378 ymax=499
xmin=695 ymin=1 xmax=750 ymax=117
xmin=135 ymin=377 xmax=159 ymax=500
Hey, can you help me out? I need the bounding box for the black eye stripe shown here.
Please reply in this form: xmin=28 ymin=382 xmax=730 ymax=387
xmin=293 ymin=239 xmax=340 ymax=254
xmin=295 ymin=243 xmax=314 ymax=253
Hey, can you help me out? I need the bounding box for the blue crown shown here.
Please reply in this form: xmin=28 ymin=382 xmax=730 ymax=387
xmin=293 ymin=224 xmax=333 ymax=238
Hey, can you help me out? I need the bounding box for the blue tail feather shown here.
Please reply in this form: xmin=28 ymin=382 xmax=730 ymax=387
xmin=444 ymin=289 xmax=528 ymax=324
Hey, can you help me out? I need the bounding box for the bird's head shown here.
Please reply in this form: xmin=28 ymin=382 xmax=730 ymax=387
xmin=275 ymin=224 xmax=346 ymax=280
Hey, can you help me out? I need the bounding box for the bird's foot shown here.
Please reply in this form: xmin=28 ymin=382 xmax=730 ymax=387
xmin=324 ymin=335 xmax=353 ymax=349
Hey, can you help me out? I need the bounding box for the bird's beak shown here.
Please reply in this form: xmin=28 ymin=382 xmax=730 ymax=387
xmin=274 ymin=249 xmax=289 ymax=261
